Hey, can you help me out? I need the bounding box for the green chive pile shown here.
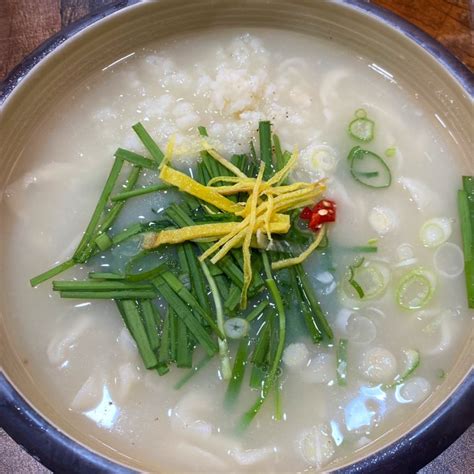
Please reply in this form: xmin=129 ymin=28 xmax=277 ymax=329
xmin=31 ymin=121 xmax=334 ymax=431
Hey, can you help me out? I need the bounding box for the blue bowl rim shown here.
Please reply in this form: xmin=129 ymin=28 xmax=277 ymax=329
xmin=0 ymin=1 xmax=473 ymax=472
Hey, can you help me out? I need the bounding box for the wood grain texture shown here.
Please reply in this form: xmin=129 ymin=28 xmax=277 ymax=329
xmin=0 ymin=0 xmax=473 ymax=81
xmin=374 ymin=0 xmax=473 ymax=70
xmin=0 ymin=0 xmax=60 ymax=80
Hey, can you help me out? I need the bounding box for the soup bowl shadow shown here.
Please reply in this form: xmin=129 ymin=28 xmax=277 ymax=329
xmin=0 ymin=0 xmax=473 ymax=472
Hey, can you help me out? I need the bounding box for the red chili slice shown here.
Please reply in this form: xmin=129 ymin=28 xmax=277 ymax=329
xmin=312 ymin=199 xmax=337 ymax=212
xmin=306 ymin=199 xmax=337 ymax=231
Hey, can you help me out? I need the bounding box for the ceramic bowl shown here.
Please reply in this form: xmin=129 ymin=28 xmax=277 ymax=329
xmin=0 ymin=1 xmax=472 ymax=472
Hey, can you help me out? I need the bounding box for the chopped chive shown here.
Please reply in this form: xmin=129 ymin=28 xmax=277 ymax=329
xmin=463 ymin=176 xmax=474 ymax=197
xmin=385 ymin=146 xmax=397 ymax=157
xmin=224 ymin=338 xmax=248 ymax=409
xmin=336 ymin=338 xmax=348 ymax=386
xmin=59 ymin=290 xmax=157 ymax=300
xmin=132 ymin=122 xmax=165 ymax=163
xmin=176 ymin=317 xmax=192 ymax=368
xmin=273 ymin=133 xmax=284 ymax=171
xmin=203 ymin=154 xmax=220 ymax=181
xmin=96 ymin=165 xmax=142 ymax=232
xmin=73 ymin=156 xmax=124 ymax=262
xmin=289 ymin=266 xmax=322 ymax=343
xmin=88 ymin=272 xmax=124 ymax=280
xmin=95 ymin=232 xmax=113 ymax=251
xmin=238 ymin=252 xmax=286 ymax=432
xmin=169 ymin=308 xmax=178 ymax=362
xmin=249 ymin=140 xmax=257 ymax=163
xmin=301 ymin=295 xmax=323 ymax=343
xmin=158 ymin=309 xmax=171 ymax=371
xmin=111 ymin=223 xmax=144 ymax=246
xmin=114 ymin=148 xmax=159 ymax=170
xmin=198 ymin=126 xmax=208 ymax=137
xmin=52 ymin=280 xmax=154 ymax=291
xmin=196 ymin=162 xmax=206 ymax=185
xmin=181 ymin=244 xmax=210 ymax=313
xmin=458 ymin=178 xmax=474 ymax=308
xmin=117 ymin=300 xmax=158 ymax=369
xmin=156 ymin=365 xmax=170 ymax=376
xmin=249 ymin=365 xmax=267 ymax=390
xmin=153 ymin=277 xmax=218 ymax=356
xmin=200 ymin=261 xmax=232 ymax=380
xmin=111 ymin=184 xmax=172 ymax=202
xmin=30 ymin=259 xmax=76 ymax=287
xmin=282 ymin=150 xmax=292 ymax=167
xmin=140 ymin=299 xmax=160 ymax=352
xmin=78 ymin=164 xmax=142 ymax=262
xmin=245 ymin=300 xmax=269 ymax=322
xmin=125 ymin=262 xmax=167 ymax=282
xmin=225 ymin=284 xmax=242 ymax=313
xmin=250 ymin=321 xmax=270 ymax=367
xmin=159 ymin=268 xmax=223 ymax=338
xmin=259 ymin=121 xmax=273 ymax=179
xmin=200 ymin=160 xmax=212 ymax=185
xmin=295 ymin=264 xmax=333 ymax=340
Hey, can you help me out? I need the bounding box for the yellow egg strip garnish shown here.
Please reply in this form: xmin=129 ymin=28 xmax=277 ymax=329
xmin=271 ymin=225 xmax=327 ymax=270
xmin=160 ymin=165 xmax=243 ymax=214
xmin=210 ymin=227 xmax=248 ymax=264
xmin=143 ymin=222 xmax=244 ymax=249
xmin=201 ymin=143 xmax=248 ymax=178
xmin=211 ymin=183 xmax=257 ymax=195
xmin=207 ymin=176 xmax=254 ymax=186
xmin=207 ymin=211 xmax=291 ymax=265
xmin=241 ymin=162 xmax=265 ymax=308
xmin=159 ymin=135 xmax=176 ymax=169
xmin=200 ymin=185 xmax=325 ymax=261
xmin=151 ymin=144 xmax=329 ymax=308
xmin=263 ymin=182 xmax=311 ymax=195
xmin=264 ymin=193 xmax=274 ymax=240
xmin=143 ymin=219 xmax=291 ymax=249
xmin=199 ymin=216 xmax=250 ymax=262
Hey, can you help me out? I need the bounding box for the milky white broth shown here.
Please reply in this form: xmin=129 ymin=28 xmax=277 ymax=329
xmin=1 ymin=29 xmax=472 ymax=472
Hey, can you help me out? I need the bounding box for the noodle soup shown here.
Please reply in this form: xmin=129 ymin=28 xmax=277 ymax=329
xmin=1 ymin=29 xmax=472 ymax=472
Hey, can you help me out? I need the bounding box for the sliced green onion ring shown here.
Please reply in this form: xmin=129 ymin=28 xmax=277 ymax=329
xmin=397 ymin=268 xmax=436 ymax=310
xmin=433 ymin=242 xmax=464 ymax=278
xmin=224 ymin=318 xmax=250 ymax=339
xmin=355 ymin=108 xmax=368 ymax=119
xmin=420 ymin=217 xmax=452 ymax=248
xmin=343 ymin=259 xmax=390 ymax=301
xmin=348 ymin=117 xmax=375 ymax=142
xmin=384 ymin=348 xmax=420 ymax=389
xmin=348 ymin=146 xmax=392 ymax=188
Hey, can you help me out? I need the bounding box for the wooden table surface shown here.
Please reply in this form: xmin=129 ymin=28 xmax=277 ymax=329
xmin=0 ymin=0 xmax=473 ymax=80
xmin=0 ymin=1 xmax=472 ymax=473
